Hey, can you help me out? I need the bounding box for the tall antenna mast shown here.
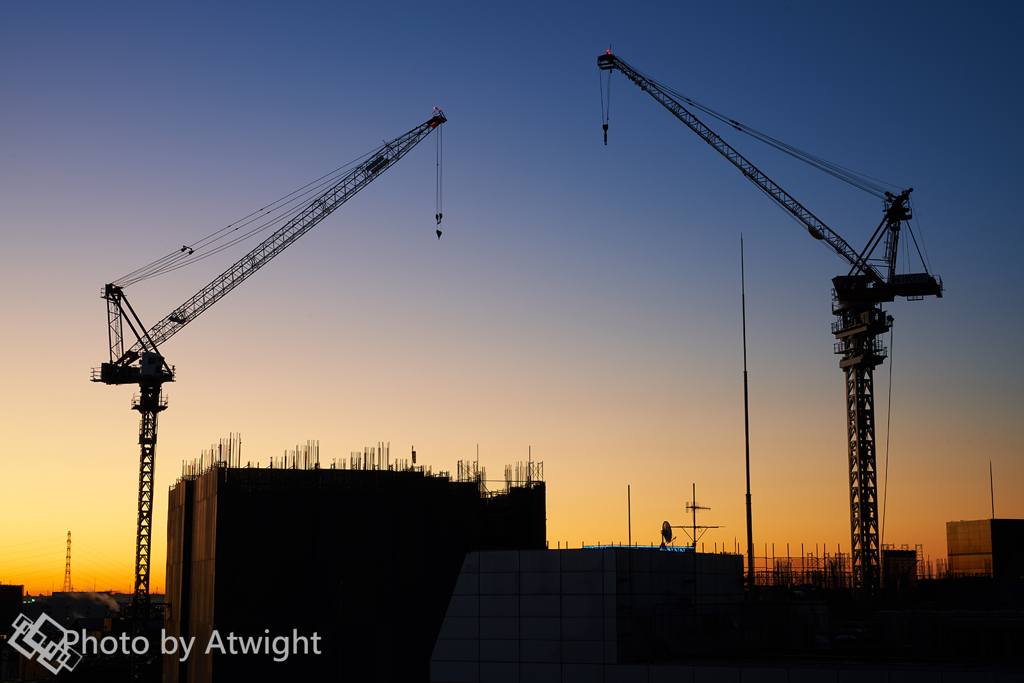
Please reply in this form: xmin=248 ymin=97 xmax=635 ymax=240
xmin=742 ymin=236 xmax=755 ymax=586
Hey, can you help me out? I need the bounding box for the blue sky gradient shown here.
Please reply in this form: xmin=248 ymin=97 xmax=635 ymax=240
xmin=2 ymin=1 xmax=1022 ymax=590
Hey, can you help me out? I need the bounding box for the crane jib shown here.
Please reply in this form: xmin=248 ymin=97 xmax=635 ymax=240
xmin=95 ymin=111 xmax=446 ymax=375
xmin=597 ymin=52 xmax=912 ymax=286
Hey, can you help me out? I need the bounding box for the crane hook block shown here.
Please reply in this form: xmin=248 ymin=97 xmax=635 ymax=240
xmin=436 ymin=229 xmax=442 ymax=240
xmin=603 ymin=124 xmax=608 ymax=145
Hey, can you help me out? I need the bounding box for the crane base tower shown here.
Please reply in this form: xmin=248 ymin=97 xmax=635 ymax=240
xmin=832 ymin=289 xmax=891 ymax=598
xmin=92 ymin=284 xmax=176 ymax=628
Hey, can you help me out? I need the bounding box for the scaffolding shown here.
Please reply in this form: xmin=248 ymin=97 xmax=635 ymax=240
xmin=177 ymin=437 xmax=436 ymax=483
xmin=685 ymin=540 xmax=935 ymax=590
xmin=175 ymin=435 xmax=543 ymax=496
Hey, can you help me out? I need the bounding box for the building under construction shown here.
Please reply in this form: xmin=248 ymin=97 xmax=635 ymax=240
xmin=163 ymin=443 xmax=545 ymax=683
xmin=154 ymin=440 xmax=1024 ymax=683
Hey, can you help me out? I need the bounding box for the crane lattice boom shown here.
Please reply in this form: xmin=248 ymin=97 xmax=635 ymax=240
xmin=598 ymin=52 xmax=878 ymax=281
xmin=99 ymin=111 xmax=446 ymax=380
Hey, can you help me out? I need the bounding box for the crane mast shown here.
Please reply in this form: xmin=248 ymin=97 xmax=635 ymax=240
xmin=598 ymin=51 xmax=941 ymax=599
xmin=92 ymin=111 xmax=446 ymax=637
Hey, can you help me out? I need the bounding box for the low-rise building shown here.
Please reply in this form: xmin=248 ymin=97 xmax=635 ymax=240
xmin=946 ymin=519 xmax=1024 ymax=578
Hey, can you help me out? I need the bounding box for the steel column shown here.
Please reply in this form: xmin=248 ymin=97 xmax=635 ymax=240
xmin=132 ymin=380 xmax=166 ymax=625
xmin=833 ymin=301 xmax=889 ymax=598
xmin=846 ymin=365 xmax=878 ymax=595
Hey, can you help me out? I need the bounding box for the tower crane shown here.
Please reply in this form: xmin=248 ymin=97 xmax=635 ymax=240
xmin=597 ymin=50 xmax=941 ymax=598
xmin=92 ymin=110 xmax=446 ymax=630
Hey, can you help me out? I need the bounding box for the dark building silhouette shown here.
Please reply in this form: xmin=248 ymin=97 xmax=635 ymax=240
xmin=947 ymin=519 xmax=1024 ymax=578
xmin=163 ymin=463 xmax=545 ymax=683
xmin=0 ymin=585 xmax=21 ymax=639
xmin=430 ymin=547 xmax=745 ymax=681
xmin=1 ymin=585 xmax=23 ymax=681
xmin=881 ymin=547 xmax=918 ymax=590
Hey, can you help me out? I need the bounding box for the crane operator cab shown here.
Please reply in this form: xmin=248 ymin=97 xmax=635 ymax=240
xmin=140 ymin=352 xmax=165 ymax=376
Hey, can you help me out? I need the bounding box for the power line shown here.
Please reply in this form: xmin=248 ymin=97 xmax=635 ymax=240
xmin=0 ymin=537 xmax=64 ymax=551
xmin=75 ymin=540 xmax=135 ymax=568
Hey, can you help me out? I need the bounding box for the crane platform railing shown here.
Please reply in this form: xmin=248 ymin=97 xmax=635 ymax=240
xmin=834 ymin=338 xmax=887 ymax=356
xmin=131 ymin=393 xmax=169 ymax=410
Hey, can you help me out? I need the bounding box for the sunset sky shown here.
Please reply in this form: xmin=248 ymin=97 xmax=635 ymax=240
xmin=2 ymin=2 xmax=1022 ymax=595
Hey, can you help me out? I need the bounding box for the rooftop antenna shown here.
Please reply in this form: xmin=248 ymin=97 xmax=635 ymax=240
xmin=987 ymin=462 xmax=995 ymax=520
xmin=681 ymin=483 xmax=719 ymax=548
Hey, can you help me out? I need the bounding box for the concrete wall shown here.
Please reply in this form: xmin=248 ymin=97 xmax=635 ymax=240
xmin=947 ymin=519 xmax=1024 ymax=578
xmin=430 ymin=548 xmax=745 ymax=683
xmin=947 ymin=520 xmax=994 ymax=576
xmin=164 ymin=479 xmax=192 ymax=683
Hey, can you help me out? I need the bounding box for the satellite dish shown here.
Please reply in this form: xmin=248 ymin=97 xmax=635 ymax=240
xmin=662 ymin=521 xmax=673 ymax=545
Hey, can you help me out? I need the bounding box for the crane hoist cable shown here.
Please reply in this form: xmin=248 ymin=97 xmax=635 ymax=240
xmin=435 ymin=106 xmax=443 ymax=239
xmin=880 ymin=323 xmax=895 ymax=548
xmin=599 ymin=63 xmax=611 ymax=145
xmin=908 ymin=195 xmax=933 ymax=275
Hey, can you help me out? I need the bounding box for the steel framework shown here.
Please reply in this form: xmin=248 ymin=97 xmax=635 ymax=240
xmin=131 ymin=381 xmax=166 ymax=621
xmin=833 ymin=299 xmax=891 ymax=593
xmin=62 ymin=531 xmax=72 ymax=593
